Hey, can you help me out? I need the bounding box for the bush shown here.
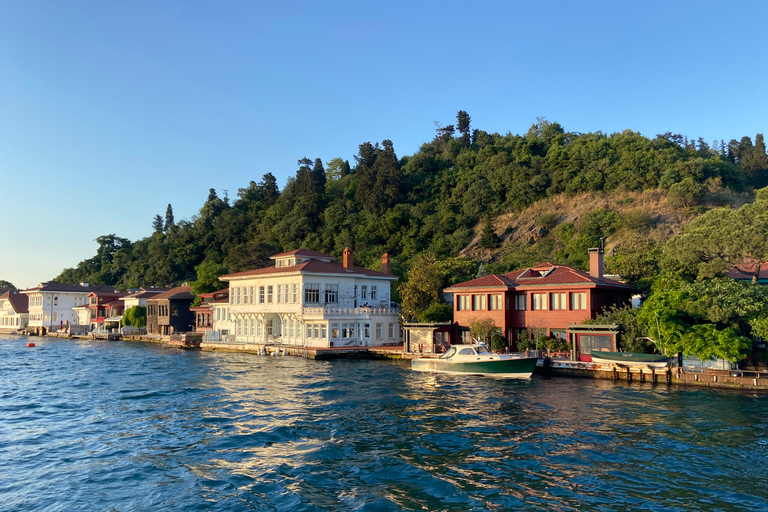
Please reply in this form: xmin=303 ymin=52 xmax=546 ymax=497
xmin=536 ymin=213 xmax=560 ymax=230
xmin=621 ymin=210 xmax=655 ymax=231
xmin=668 ymin=178 xmax=704 ymax=208
xmin=419 ymin=302 xmax=453 ymax=322
xmin=490 ymin=333 xmax=507 ymax=352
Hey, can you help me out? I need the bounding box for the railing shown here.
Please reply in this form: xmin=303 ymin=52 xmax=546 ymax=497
xmin=303 ymin=306 xmax=399 ymax=317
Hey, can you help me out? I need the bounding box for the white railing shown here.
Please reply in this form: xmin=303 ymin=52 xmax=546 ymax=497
xmin=303 ymin=306 xmax=399 ymax=317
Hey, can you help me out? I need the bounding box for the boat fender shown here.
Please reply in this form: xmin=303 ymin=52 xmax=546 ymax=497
xmin=419 ymin=344 xmax=423 ymax=352
xmin=27 ymin=342 xmax=35 ymax=347
xmin=542 ymin=357 xmax=551 ymax=370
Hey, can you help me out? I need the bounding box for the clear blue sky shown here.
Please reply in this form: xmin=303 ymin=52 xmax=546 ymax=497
xmin=1 ymin=0 xmax=766 ymax=289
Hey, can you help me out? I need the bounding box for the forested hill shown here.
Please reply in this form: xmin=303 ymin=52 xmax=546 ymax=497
xmin=55 ymin=113 xmax=768 ymax=290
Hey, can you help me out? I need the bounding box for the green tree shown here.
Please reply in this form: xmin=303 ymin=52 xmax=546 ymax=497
xmin=420 ymin=302 xmax=452 ymax=322
xmin=469 ymin=317 xmax=498 ymax=343
xmin=0 ymin=280 xmax=16 ymax=290
xmin=668 ymin=177 xmax=704 ymax=208
xmin=164 ymin=204 xmax=175 ymax=233
xmin=664 ymin=187 xmax=768 ymax=283
xmin=152 ymin=214 xmax=164 ymax=233
xmin=123 ymin=306 xmax=147 ymax=328
xmin=399 ymin=253 xmax=443 ymax=321
xmin=190 ymin=260 xmax=228 ymax=295
xmin=479 ymin=215 xmax=501 ymax=249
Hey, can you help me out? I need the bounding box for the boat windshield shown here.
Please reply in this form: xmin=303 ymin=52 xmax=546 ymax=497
xmin=475 ymin=345 xmax=491 ymax=355
xmin=439 ymin=347 xmax=456 ymax=359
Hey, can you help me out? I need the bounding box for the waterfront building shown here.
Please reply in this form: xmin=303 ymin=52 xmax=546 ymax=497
xmin=146 ymin=286 xmax=195 ymax=336
xmin=86 ymin=290 xmax=128 ymax=331
xmin=0 ymin=290 xmax=29 ymax=333
xmin=443 ymin=248 xmax=635 ymax=358
xmin=219 ymin=248 xmax=400 ymax=347
xmin=21 ymin=282 xmax=121 ymax=334
xmin=120 ymin=287 xmax=171 ymax=309
xmin=191 ymin=288 xmax=229 ymax=338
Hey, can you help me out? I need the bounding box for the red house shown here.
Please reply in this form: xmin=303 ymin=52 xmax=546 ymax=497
xmin=87 ymin=290 xmax=128 ymax=331
xmin=191 ymin=288 xmax=229 ymax=333
xmin=443 ymin=249 xmax=635 ymax=358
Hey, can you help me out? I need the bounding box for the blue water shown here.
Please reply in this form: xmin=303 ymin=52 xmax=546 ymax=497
xmin=1 ymin=335 xmax=767 ymax=512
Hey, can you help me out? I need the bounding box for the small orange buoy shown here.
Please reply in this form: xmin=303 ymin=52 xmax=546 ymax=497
xmin=27 ymin=342 xmax=35 ymax=347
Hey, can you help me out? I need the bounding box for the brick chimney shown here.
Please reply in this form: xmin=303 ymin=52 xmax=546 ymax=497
xmin=343 ymin=247 xmax=353 ymax=269
xmin=382 ymin=253 xmax=390 ymax=275
xmin=589 ymin=248 xmax=604 ymax=279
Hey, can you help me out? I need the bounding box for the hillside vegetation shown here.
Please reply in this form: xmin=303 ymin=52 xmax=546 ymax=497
xmin=54 ymin=112 xmax=767 ymax=295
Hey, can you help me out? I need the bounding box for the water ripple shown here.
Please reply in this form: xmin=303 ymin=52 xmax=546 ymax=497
xmin=2 ymin=336 xmax=768 ymax=511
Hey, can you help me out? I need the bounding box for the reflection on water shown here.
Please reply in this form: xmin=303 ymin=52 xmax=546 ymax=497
xmin=1 ymin=335 xmax=767 ymax=511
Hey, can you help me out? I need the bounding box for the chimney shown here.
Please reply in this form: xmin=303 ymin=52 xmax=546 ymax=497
xmin=588 ymin=248 xmax=604 ymax=279
xmin=382 ymin=253 xmax=390 ymax=275
xmin=343 ymin=247 xmax=353 ymax=269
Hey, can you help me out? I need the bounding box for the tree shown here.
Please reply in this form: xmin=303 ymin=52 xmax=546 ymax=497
xmin=479 ymin=215 xmax=501 ymax=249
xmin=152 ymin=214 xmax=164 ymax=233
xmin=164 ymin=204 xmax=175 ymax=233
xmin=189 ymin=260 xmax=228 ymax=295
xmin=457 ymin=110 xmax=471 ymax=146
xmin=0 ymin=280 xmax=16 ymax=291
xmin=123 ymin=306 xmax=147 ymax=328
xmin=664 ymin=187 xmax=768 ymax=283
xmin=668 ymin=177 xmax=704 ymax=208
xmin=420 ymin=302 xmax=452 ymax=322
xmin=399 ymin=253 xmax=443 ymax=321
xmin=469 ymin=317 xmax=498 ymax=343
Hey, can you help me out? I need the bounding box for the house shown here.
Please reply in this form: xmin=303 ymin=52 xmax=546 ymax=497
xmin=0 ymin=290 xmax=29 ymax=333
xmin=21 ymin=282 xmax=121 ymax=334
xmin=726 ymin=260 xmax=768 ymax=284
xmin=86 ymin=290 xmax=128 ymax=331
xmin=219 ymin=248 xmax=400 ymax=347
xmin=120 ymin=287 xmax=171 ymax=310
xmin=146 ymin=286 xmax=196 ymax=336
xmin=191 ymin=288 xmax=229 ymax=336
xmin=443 ymin=248 xmax=635 ymax=359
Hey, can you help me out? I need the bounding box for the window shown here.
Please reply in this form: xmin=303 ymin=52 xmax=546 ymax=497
xmin=265 ymin=319 xmax=273 ymax=336
xmin=236 ymin=287 xmax=241 ymax=305
xmin=371 ymin=286 xmax=377 ymax=300
xmin=267 ymin=286 xmax=273 ymax=304
xmin=532 ymin=293 xmax=547 ymax=310
xmin=388 ymin=323 xmax=395 ymax=339
xmin=284 ymin=285 xmax=289 ymax=303
xmin=551 ymin=293 xmax=567 ymax=310
xmin=472 ymin=294 xmax=486 ymax=311
xmin=325 ymin=284 xmax=338 ymax=304
xmin=321 ymin=325 xmax=327 ymax=339
xmin=249 ymin=287 xmax=254 ymax=304
xmin=237 ymin=318 xmax=242 ymax=334
xmin=515 ymin=295 xmax=526 ymax=310
xmin=257 ymin=320 xmax=263 ymax=336
xmin=571 ymin=292 xmax=587 ymax=310
xmin=250 ymin=319 xmax=255 ymax=336
xmin=313 ymin=324 xmax=320 ymax=338
xmin=307 ymin=324 xmax=312 ymax=338
xmin=259 ymin=286 xmax=265 ymax=304
xmin=361 ymin=286 xmax=367 ymax=299
xmin=376 ymin=323 xmax=383 ymax=339
xmin=332 ymin=323 xmax=340 ymax=339
xmin=289 ymin=321 xmax=294 ymax=338
xmin=277 ymin=285 xmax=282 ymax=303
xmin=364 ymin=323 xmax=370 ymax=338
xmin=305 ymin=284 xmax=320 ymax=303
xmin=53 ymin=296 xmax=58 ymax=306
xmin=489 ymin=294 xmax=502 ymax=310
xmin=292 ymin=284 xmax=298 ymax=303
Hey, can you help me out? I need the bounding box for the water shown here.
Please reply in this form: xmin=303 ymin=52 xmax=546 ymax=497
xmin=1 ymin=335 xmax=767 ymax=512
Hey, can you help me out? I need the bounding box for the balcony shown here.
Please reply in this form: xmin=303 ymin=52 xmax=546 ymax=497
xmin=302 ymin=306 xmax=399 ymax=318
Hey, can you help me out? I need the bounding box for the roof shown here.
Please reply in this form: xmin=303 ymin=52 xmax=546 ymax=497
xmin=87 ymin=290 xmax=128 ymax=298
xmin=122 ymin=289 xmax=169 ymax=300
xmin=726 ymin=260 xmax=768 ymax=281
xmin=21 ymin=282 xmax=120 ymax=294
xmin=0 ymin=290 xmax=29 ymax=314
xmin=444 ymin=263 xmax=635 ymax=292
xmin=269 ymin=249 xmax=336 ymax=260
xmin=146 ymin=285 xmax=196 ymax=301
xmin=222 ymin=259 xmax=396 ymax=280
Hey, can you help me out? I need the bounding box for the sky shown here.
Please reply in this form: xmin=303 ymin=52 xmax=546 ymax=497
xmin=1 ymin=0 xmax=766 ymax=289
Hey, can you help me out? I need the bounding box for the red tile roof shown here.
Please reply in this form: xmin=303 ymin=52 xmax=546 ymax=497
xmin=222 ymin=259 xmax=395 ymax=280
xmin=269 ymin=249 xmax=336 ymax=259
xmin=0 ymin=290 xmax=29 ymax=314
xmin=22 ymin=282 xmax=120 ymax=294
xmin=445 ymin=263 xmax=634 ymax=292
xmin=726 ymin=260 xmax=768 ymax=280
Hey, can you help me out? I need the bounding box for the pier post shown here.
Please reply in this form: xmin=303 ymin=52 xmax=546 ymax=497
xmin=626 ymin=366 xmax=631 ymax=382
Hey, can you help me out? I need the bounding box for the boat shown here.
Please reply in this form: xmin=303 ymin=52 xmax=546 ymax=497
xmin=411 ymin=343 xmax=538 ymax=378
xmin=590 ymin=350 xmax=669 ymax=368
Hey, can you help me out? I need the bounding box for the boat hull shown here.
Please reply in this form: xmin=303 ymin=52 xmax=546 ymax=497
xmin=590 ymin=350 xmax=669 ymax=368
xmin=411 ymin=357 xmax=538 ymax=378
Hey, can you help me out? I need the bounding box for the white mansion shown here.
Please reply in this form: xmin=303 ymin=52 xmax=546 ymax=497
xmin=220 ymin=248 xmax=400 ymax=347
